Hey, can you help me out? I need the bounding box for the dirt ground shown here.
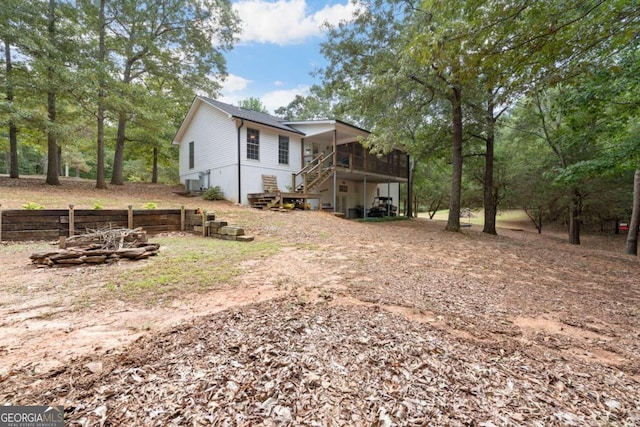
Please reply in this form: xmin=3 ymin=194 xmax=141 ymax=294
xmin=0 ymin=177 xmax=639 ymax=425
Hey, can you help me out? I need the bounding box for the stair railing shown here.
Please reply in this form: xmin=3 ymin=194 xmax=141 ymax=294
xmin=292 ymin=151 xmax=335 ymax=193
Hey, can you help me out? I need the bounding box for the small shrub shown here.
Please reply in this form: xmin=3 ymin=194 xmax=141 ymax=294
xmin=93 ymin=202 xmax=104 ymax=210
xmin=143 ymin=202 xmax=157 ymax=210
xmin=126 ymin=174 xmax=145 ymax=183
xmin=22 ymin=201 xmax=45 ymax=210
xmin=202 ymin=186 xmax=224 ymax=201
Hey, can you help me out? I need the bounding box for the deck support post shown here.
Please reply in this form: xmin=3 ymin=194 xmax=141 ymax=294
xmin=363 ymin=176 xmax=367 ymax=219
xmin=333 ymin=129 xmax=337 ymax=213
xmin=388 ymin=180 xmax=391 ymax=216
xmin=333 ymin=171 xmax=337 ymax=213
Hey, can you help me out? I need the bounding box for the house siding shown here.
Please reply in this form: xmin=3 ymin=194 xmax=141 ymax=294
xmin=174 ymin=98 xmax=404 ymax=210
xmin=239 ymin=126 xmax=302 ymax=203
xmin=178 ymin=102 xmax=237 ymax=184
xmin=209 ymin=165 xmax=239 ymax=203
xmin=288 ymin=122 xmax=336 ymax=138
xmin=176 ymin=104 xmax=241 ymax=202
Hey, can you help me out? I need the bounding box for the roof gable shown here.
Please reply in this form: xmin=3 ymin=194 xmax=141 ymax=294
xmin=200 ymin=97 xmax=304 ymax=135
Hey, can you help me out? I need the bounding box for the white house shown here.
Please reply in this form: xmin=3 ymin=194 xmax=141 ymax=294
xmin=172 ymin=97 xmax=409 ymax=217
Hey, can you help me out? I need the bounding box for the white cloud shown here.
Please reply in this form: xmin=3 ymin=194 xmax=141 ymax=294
xmin=221 ymin=74 xmax=252 ymax=93
xmin=233 ymin=0 xmax=361 ymax=45
xmin=261 ymin=85 xmax=310 ymax=112
xmin=220 ymin=76 xmax=309 ymax=114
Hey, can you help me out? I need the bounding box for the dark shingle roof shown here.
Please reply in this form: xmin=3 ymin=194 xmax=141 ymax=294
xmin=200 ymin=97 xmax=304 ymax=135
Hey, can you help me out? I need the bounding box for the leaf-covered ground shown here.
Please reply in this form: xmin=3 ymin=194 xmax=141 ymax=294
xmin=1 ymin=177 xmax=639 ymax=425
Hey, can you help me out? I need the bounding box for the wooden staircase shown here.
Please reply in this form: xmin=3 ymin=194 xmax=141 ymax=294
xmin=248 ymin=156 xmax=335 ymax=210
xmin=248 ymin=193 xmax=281 ymax=210
xmin=293 ymin=151 xmax=335 ymax=194
xmin=248 ymin=175 xmax=282 ymax=209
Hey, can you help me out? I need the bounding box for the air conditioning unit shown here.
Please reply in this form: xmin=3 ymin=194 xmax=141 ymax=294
xmin=185 ymin=179 xmax=201 ymax=192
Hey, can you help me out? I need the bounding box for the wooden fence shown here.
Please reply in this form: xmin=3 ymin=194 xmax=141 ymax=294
xmin=0 ymin=205 xmax=207 ymax=242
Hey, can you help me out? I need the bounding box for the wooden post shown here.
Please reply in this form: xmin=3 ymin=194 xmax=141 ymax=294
xmin=332 ymin=129 xmax=337 ymax=167
xmin=180 ymin=205 xmax=185 ymax=231
xmin=202 ymin=209 xmax=207 ymax=237
xmin=68 ymin=204 xmax=75 ymax=237
xmin=128 ymin=205 xmax=133 ymax=229
xmin=364 ymin=176 xmax=367 ymax=219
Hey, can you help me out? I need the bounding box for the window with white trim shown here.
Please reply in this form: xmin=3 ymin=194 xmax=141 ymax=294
xmin=188 ymin=141 xmax=194 ymax=169
xmin=278 ymin=135 xmax=289 ymax=165
xmin=247 ymin=128 xmax=260 ymax=160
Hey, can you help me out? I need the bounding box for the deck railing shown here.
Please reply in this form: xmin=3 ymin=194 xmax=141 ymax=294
xmin=292 ymin=151 xmax=335 ymax=193
xmin=336 ymin=143 xmax=408 ymax=179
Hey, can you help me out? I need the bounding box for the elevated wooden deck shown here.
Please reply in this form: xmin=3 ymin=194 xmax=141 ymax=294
xmin=248 ymin=174 xmax=322 ymax=210
xmin=247 ymin=192 xmax=321 ymax=210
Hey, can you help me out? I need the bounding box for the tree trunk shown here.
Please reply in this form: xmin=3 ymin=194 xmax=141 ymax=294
xmin=537 ymin=211 xmax=542 ymax=234
xmin=111 ymin=112 xmax=126 ymax=185
xmin=5 ymin=39 xmax=19 ymax=179
xmin=96 ymin=102 xmax=107 ymax=187
xmin=568 ymin=188 xmax=581 ymax=245
xmin=406 ymin=155 xmax=414 ymax=218
xmin=95 ymin=0 xmax=107 ymax=189
xmin=57 ymin=145 xmax=63 ymax=176
xmin=151 ymin=146 xmax=158 ymax=183
xmin=46 ymin=94 xmax=59 ymax=185
xmin=483 ymin=101 xmax=497 ymax=235
xmin=111 ymin=58 xmax=133 ymax=186
xmin=524 ymin=206 xmax=543 ymax=233
xmin=625 ymin=169 xmax=640 ymax=255
xmin=45 ymin=0 xmax=60 ymax=185
xmin=446 ymin=85 xmax=463 ymax=232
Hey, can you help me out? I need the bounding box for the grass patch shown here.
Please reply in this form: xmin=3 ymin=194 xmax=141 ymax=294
xmin=423 ymin=209 xmax=530 ymax=227
xmin=358 ymin=216 xmax=410 ymax=223
xmin=106 ymin=235 xmax=280 ymax=304
xmin=0 ymin=242 xmax=52 ymax=255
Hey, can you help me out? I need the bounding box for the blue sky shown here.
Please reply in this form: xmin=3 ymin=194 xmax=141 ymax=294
xmin=220 ymin=0 xmax=361 ymax=113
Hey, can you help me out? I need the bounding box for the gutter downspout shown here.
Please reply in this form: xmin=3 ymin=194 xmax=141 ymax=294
xmin=237 ymin=119 xmax=244 ymax=204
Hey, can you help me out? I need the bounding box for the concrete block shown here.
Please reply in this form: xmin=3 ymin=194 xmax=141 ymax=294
xmin=213 ymin=234 xmax=237 ymax=241
xmin=219 ymin=226 xmax=245 ymax=236
xmin=206 ymin=221 xmax=227 ymax=228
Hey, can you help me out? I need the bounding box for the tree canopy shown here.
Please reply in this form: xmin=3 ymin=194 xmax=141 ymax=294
xmin=315 ymin=0 xmax=640 ymax=246
xmin=1 ymin=0 xmax=240 ymax=186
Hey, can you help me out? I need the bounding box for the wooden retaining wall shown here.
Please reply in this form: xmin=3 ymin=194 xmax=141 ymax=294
xmin=0 ymin=206 xmax=208 ymax=242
